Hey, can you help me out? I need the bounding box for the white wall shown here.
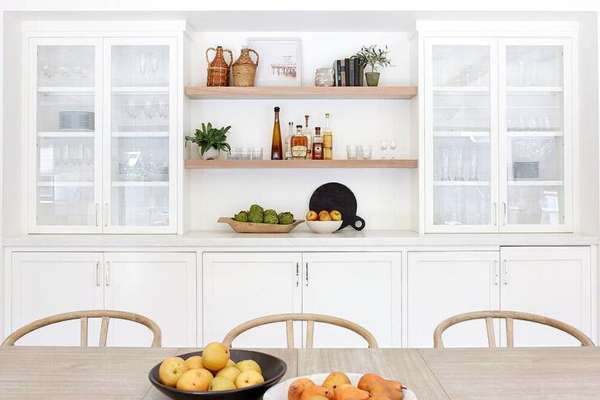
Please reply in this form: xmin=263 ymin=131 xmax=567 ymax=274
xmin=187 ymin=31 xmax=418 ymax=231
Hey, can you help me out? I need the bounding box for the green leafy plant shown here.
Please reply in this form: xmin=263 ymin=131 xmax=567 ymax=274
xmin=185 ymin=122 xmax=232 ymax=157
xmin=354 ymin=45 xmax=391 ymax=73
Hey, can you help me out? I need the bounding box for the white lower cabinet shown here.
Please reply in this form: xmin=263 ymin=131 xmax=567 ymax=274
xmin=8 ymin=252 xmax=104 ymax=345
xmin=202 ymin=252 xmax=302 ymax=347
xmin=6 ymin=251 xmax=197 ymax=347
xmin=104 ymin=252 xmax=197 ymax=347
xmin=500 ymin=246 xmax=592 ymax=346
xmin=302 ymin=252 xmax=401 ymax=347
xmin=406 ymin=251 xmax=500 ymax=348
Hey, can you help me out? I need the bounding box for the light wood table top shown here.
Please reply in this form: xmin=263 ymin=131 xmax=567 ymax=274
xmin=1 ymin=346 xmax=599 ymax=399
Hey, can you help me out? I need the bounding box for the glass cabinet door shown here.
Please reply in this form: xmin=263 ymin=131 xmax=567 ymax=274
xmin=426 ymin=40 xmax=498 ymax=232
xmin=104 ymin=39 xmax=175 ymax=233
xmin=32 ymin=39 xmax=102 ymax=232
xmin=500 ymin=40 xmax=571 ymax=231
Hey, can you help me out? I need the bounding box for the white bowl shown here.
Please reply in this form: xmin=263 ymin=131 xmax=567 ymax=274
xmin=264 ymin=373 xmax=417 ymax=400
xmin=306 ymin=220 xmax=343 ymax=234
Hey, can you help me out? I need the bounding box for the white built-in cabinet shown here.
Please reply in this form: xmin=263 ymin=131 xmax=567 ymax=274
xmin=202 ymin=252 xmax=401 ymax=348
xmin=420 ymin=23 xmax=576 ymax=233
xmin=6 ymin=252 xmax=197 ymax=347
xmin=406 ymin=251 xmax=500 ymax=348
xmin=25 ymin=24 xmax=183 ymax=233
xmin=406 ymin=247 xmax=592 ymax=347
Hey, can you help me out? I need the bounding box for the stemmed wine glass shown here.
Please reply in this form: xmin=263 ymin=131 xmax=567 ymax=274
xmin=380 ymin=140 xmax=388 ymax=160
xmin=389 ymin=140 xmax=397 ymax=159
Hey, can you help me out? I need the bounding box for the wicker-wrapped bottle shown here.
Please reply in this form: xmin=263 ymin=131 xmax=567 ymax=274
xmin=232 ymin=48 xmax=259 ymax=87
xmin=206 ymin=46 xmax=233 ymax=86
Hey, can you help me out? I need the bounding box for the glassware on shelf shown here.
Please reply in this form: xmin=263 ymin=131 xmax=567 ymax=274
xmin=314 ymin=67 xmax=335 ymax=87
xmin=379 ymin=140 xmax=388 ymax=159
xmin=251 ymin=147 xmax=263 ymax=160
xmin=389 ymin=139 xmax=397 ymax=159
xmin=346 ymin=145 xmax=357 ymax=160
xmin=357 ymin=145 xmax=373 ymax=160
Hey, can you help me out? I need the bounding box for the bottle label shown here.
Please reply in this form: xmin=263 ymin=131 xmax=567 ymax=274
xmin=323 ymin=134 xmax=332 ymax=148
xmin=292 ymin=146 xmax=307 ymax=158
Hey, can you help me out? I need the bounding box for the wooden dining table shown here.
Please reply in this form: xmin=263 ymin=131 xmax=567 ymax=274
xmin=0 ymin=346 xmax=599 ymax=399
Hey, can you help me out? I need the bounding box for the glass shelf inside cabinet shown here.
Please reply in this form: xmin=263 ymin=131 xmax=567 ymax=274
xmin=112 ymin=45 xmax=169 ymax=88
xmin=432 ymin=45 xmax=490 ymax=88
xmin=507 ymin=46 xmax=563 ymax=88
xmin=111 ymin=186 xmax=169 ymax=227
xmin=37 ymin=46 xmax=95 ymax=89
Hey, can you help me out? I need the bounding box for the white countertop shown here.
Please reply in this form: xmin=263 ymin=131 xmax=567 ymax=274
xmin=2 ymin=230 xmax=598 ymax=249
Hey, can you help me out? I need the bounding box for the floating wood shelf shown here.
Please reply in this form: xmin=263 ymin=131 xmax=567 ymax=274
xmin=184 ymin=86 xmax=418 ymax=99
xmin=185 ymin=159 xmax=418 ymax=169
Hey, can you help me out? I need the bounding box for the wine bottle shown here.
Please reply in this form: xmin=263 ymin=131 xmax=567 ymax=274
xmin=271 ymin=106 xmax=283 ymax=160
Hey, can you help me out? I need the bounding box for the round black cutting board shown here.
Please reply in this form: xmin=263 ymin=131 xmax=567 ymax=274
xmin=309 ymin=182 xmax=365 ymax=231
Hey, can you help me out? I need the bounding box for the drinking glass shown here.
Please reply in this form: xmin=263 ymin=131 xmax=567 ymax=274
xmin=361 ymin=145 xmax=373 ymax=160
xmin=314 ymin=67 xmax=335 ymax=87
xmin=346 ymin=145 xmax=357 ymax=160
xmin=389 ymin=139 xmax=397 ymax=159
xmin=251 ymin=147 xmax=263 ymax=160
xmin=380 ymin=140 xmax=388 ymax=159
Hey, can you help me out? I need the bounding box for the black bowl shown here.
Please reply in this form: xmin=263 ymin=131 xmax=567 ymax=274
xmin=149 ymin=349 xmax=287 ymax=400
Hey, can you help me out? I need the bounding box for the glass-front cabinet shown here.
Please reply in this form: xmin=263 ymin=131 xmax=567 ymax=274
xmin=27 ymin=36 xmax=178 ymax=233
xmin=424 ymin=33 xmax=574 ymax=233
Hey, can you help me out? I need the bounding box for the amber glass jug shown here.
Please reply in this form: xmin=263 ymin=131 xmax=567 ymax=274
xmin=206 ymin=46 xmax=233 ymax=87
xmin=232 ymin=48 xmax=259 ymax=87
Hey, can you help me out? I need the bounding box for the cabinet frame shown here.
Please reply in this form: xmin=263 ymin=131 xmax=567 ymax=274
xmin=419 ymin=22 xmax=578 ymax=234
xmin=23 ymin=23 xmax=185 ymax=234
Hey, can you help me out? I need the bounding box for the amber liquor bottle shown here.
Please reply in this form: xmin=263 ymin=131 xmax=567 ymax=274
xmin=291 ymin=125 xmax=308 ymax=159
xmin=271 ymin=106 xmax=283 ymax=160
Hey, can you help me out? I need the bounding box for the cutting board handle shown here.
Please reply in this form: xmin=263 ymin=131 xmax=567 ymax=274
xmin=350 ymin=215 xmax=366 ymax=231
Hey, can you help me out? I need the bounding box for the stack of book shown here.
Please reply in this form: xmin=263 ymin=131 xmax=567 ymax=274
xmin=334 ymin=58 xmax=364 ymax=86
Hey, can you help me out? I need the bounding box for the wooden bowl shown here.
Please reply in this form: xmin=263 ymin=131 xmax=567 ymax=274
xmin=218 ymin=217 xmax=304 ymax=233
xmin=149 ymin=349 xmax=287 ymax=400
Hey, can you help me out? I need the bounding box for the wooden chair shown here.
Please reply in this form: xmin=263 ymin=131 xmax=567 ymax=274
xmin=433 ymin=310 xmax=594 ymax=349
xmin=223 ymin=313 xmax=378 ymax=349
xmin=1 ymin=310 xmax=162 ymax=347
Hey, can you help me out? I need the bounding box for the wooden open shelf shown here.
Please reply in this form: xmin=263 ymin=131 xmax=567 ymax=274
xmin=184 ymin=86 xmax=418 ymax=99
xmin=185 ymin=159 xmax=418 ymax=169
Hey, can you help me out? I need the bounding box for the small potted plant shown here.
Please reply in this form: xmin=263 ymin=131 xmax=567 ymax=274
xmin=354 ymin=45 xmax=391 ymax=87
xmin=186 ymin=122 xmax=232 ymax=160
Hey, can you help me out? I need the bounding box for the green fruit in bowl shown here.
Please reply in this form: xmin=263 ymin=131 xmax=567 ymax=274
xmin=249 ymin=204 xmax=264 ymax=214
xmin=248 ymin=209 xmax=264 ymax=223
xmin=264 ymin=213 xmax=279 ymax=224
xmin=234 ymin=211 xmax=248 ymax=222
xmin=278 ymin=212 xmax=294 ymax=225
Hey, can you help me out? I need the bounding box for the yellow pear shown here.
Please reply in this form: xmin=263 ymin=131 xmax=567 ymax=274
xmin=323 ymin=371 xmax=351 ymax=390
xmin=184 ymin=356 xmax=203 ymax=370
xmin=176 ymin=369 xmax=212 ymax=392
xmin=236 ymin=359 xmax=262 ymax=374
xmin=202 ymin=342 xmax=230 ymax=372
xmin=216 ymin=366 xmax=241 ymax=382
xmin=210 ymin=376 xmax=237 ymax=391
xmin=158 ymin=357 xmax=188 ymax=387
xmin=235 ymin=370 xmax=265 ymax=388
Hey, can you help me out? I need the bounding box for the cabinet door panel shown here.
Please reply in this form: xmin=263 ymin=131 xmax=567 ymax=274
xmin=499 ymin=40 xmax=572 ymax=232
xmin=302 ymin=252 xmax=401 ymax=348
xmin=406 ymin=251 xmax=500 ymax=348
xmin=9 ymin=252 xmax=103 ymax=345
xmin=104 ymin=252 xmax=196 ymax=347
xmin=203 ymin=253 xmax=302 ymax=347
xmin=30 ymin=38 xmax=103 ymax=233
xmin=500 ymin=246 xmax=591 ymax=346
xmin=425 ymin=38 xmax=498 ymax=233
xmin=103 ymin=38 xmax=177 ymax=233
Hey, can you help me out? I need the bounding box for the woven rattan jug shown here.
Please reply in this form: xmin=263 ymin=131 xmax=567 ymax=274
xmin=206 ymin=46 xmax=233 ymax=87
xmin=232 ymin=48 xmax=259 ymax=87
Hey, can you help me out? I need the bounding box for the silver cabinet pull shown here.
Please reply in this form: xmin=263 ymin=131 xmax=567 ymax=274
xmin=305 ymin=263 xmax=309 ymax=287
xmin=503 ymin=202 xmax=508 ymax=225
xmin=104 ymin=202 xmax=109 ymax=227
xmin=493 ymin=260 xmax=499 ymax=286
xmin=502 ymin=259 xmax=508 ymax=286
xmin=96 ymin=261 xmax=101 ymax=287
xmin=105 ymin=261 xmax=111 ymax=287
xmin=492 ymin=202 xmax=497 ymax=226
xmin=95 ymin=203 xmax=100 ymax=227
xmin=295 ymin=262 xmax=299 ymax=287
